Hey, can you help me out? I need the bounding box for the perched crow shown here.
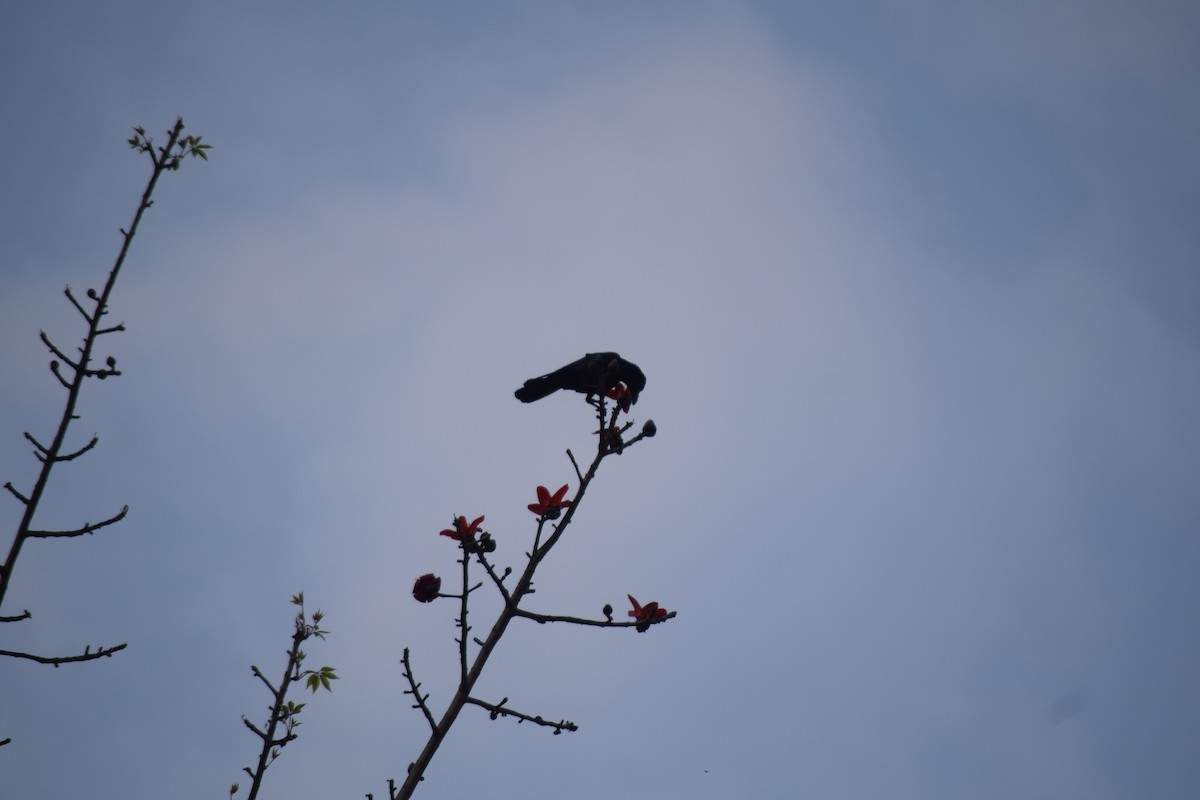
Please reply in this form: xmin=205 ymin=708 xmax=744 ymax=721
xmin=514 ymin=352 xmax=646 ymax=405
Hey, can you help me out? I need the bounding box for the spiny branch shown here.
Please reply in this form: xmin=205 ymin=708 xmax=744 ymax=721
xmin=401 ymin=648 xmax=436 ymax=732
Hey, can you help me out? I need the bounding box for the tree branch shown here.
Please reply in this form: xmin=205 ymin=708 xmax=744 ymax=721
xmin=513 ymin=608 xmax=677 ymax=628
xmin=239 ymin=594 xmax=334 ymax=800
xmin=27 ymin=505 xmax=128 ymax=538
xmin=0 ymin=642 xmax=127 ymax=665
xmin=4 ymin=482 xmax=30 ymax=505
xmin=63 ymin=286 xmax=93 ymax=323
xmin=22 ymin=432 xmax=50 ymax=459
xmin=38 ymin=330 xmax=79 ymax=370
xmin=473 ymin=550 xmax=512 ymax=604
xmin=51 ymin=435 xmax=100 ymax=463
xmin=1 ymin=118 xmax=197 ymax=613
xmin=49 ymin=359 xmax=72 ymax=389
xmin=401 ymin=648 xmax=436 ymax=732
xmin=465 ymin=696 xmax=578 ymax=734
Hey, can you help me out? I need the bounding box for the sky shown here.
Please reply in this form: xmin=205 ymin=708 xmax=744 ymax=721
xmin=1 ymin=1 xmax=1198 ymax=798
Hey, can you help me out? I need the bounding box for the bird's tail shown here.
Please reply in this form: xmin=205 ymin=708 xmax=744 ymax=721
xmin=514 ymin=375 xmax=559 ymax=403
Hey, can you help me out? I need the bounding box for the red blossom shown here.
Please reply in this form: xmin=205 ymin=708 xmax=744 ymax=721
xmin=627 ymin=594 xmax=668 ymax=622
xmin=440 ymin=514 xmax=485 ymax=541
xmin=606 ymin=383 xmax=634 ymax=412
xmin=412 ymin=573 xmax=441 ymax=603
xmin=528 ymin=484 xmax=572 ymax=519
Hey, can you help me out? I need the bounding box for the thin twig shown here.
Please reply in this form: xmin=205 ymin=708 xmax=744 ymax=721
xmin=458 ymin=546 xmax=470 ymax=686
xmin=27 ymin=505 xmax=128 ymax=538
xmin=566 ymin=448 xmax=583 ymax=484
xmin=473 ymin=551 xmax=512 ymax=604
xmin=401 ymin=648 xmax=436 ymax=732
xmin=52 ymin=435 xmax=100 ymax=463
xmin=0 ymin=642 xmax=127 ymax=665
xmin=465 ymin=696 xmax=578 ymax=734
xmin=63 ymin=287 xmax=92 ymax=323
xmin=513 ymin=608 xmax=677 ymax=628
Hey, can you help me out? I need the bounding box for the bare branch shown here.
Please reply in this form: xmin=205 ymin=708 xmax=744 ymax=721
xmin=63 ymin=286 xmax=93 ymax=323
xmin=250 ymin=665 xmax=278 ymax=695
xmin=53 ymin=435 xmax=99 ymax=463
xmin=38 ymin=330 xmax=78 ymax=371
xmin=473 ymin=550 xmax=511 ymax=604
xmin=27 ymin=504 xmax=128 ymax=538
xmin=465 ymin=696 xmax=578 ymax=734
xmin=4 ymin=482 xmax=30 ymax=505
xmin=22 ymin=432 xmax=49 ymax=458
xmin=0 ymin=610 xmax=32 ymax=623
xmin=1 ymin=119 xmax=206 ymax=620
xmin=0 ymin=642 xmax=127 ymax=666
xmin=242 ymin=717 xmax=267 ymax=740
xmin=513 ymin=607 xmax=677 ymax=628
xmin=458 ymin=547 xmax=470 ymax=686
xmin=49 ymin=359 xmax=72 ymax=389
xmin=401 ymin=648 xmax=436 ymax=732
xmin=566 ymin=448 xmax=584 ymax=484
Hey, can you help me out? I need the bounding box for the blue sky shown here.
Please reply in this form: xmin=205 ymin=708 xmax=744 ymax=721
xmin=2 ymin=2 xmax=1198 ymax=798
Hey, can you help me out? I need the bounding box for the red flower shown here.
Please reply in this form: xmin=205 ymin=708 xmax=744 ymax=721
xmin=528 ymin=484 xmax=572 ymax=519
xmin=412 ymin=573 xmax=441 ymax=603
xmin=606 ymin=383 xmax=634 ymax=412
xmin=440 ymin=515 xmax=485 ymax=541
xmin=627 ymin=594 xmax=668 ymax=622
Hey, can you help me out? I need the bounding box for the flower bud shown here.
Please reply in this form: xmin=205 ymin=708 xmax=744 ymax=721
xmin=642 ymin=419 xmax=657 ymax=437
xmin=412 ymin=573 xmax=441 ymax=603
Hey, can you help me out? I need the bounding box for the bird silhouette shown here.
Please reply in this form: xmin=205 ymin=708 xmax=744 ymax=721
xmin=514 ymin=352 xmax=645 ymax=405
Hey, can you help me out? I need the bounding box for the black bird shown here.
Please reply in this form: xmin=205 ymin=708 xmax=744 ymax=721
xmin=514 ymin=352 xmax=646 ymax=405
